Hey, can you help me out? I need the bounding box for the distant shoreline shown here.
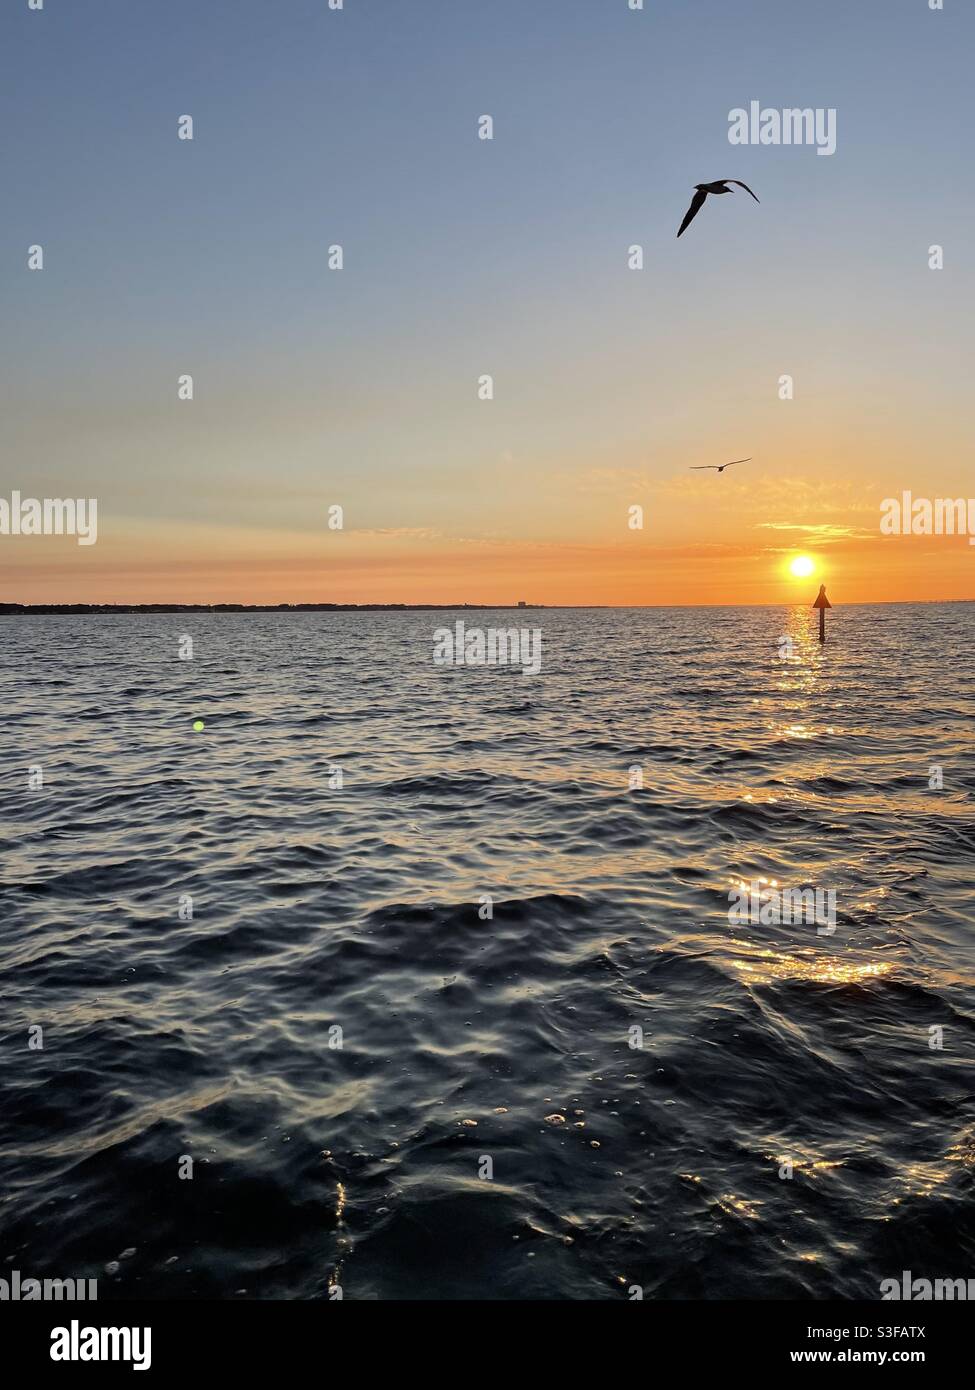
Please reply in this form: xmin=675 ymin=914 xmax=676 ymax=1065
xmin=1 ymin=599 xmax=972 ymax=615
xmin=0 ymin=603 xmax=547 ymax=615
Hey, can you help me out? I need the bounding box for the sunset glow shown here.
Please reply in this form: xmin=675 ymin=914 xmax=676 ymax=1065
xmin=3 ymin=2 xmax=973 ymax=610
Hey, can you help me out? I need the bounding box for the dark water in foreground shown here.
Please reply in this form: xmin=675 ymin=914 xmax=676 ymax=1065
xmin=2 ymin=605 xmax=974 ymax=1300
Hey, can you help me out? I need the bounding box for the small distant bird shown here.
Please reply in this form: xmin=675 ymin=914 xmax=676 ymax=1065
xmin=690 ymin=458 xmax=751 ymax=473
xmin=677 ymin=180 xmax=760 ymax=238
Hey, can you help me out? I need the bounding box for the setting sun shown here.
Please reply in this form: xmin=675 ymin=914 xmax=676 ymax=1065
xmin=789 ymin=555 xmax=816 ymax=579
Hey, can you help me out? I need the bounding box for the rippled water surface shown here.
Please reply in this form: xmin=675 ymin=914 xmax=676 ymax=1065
xmin=2 ymin=605 xmax=974 ymax=1299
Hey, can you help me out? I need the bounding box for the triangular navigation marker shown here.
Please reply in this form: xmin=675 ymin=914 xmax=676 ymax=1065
xmin=812 ymin=585 xmax=832 ymax=642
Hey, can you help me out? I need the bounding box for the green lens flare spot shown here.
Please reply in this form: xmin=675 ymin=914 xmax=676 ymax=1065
xmin=193 ymin=720 xmax=205 ymax=732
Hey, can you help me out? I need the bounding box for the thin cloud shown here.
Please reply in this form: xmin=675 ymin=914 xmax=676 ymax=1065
xmin=756 ymin=522 xmax=878 ymax=543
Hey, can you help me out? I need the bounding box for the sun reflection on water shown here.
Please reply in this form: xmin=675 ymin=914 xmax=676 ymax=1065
xmin=732 ymin=951 xmax=894 ymax=986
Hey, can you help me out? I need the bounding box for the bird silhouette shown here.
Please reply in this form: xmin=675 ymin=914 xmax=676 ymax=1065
xmin=677 ymin=181 xmax=760 ymax=237
xmin=690 ymin=458 xmax=751 ymax=473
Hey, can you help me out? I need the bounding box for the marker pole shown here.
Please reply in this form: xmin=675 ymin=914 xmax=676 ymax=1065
xmin=812 ymin=585 xmax=832 ymax=644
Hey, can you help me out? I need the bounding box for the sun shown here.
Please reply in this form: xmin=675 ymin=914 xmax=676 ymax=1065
xmin=789 ymin=555 xmax=815 ymax=578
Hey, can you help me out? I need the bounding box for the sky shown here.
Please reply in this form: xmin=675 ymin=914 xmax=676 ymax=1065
xmin=2 ymin=0 xmax=973 ymax=606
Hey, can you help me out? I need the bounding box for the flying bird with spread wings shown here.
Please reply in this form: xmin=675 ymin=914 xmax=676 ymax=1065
xmin=690 ymin=458 xmax=751 ymax=473
xmin=677 ymin=180 xmax=760 ymax=237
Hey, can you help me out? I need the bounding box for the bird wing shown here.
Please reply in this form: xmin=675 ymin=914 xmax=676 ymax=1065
xmin=677 ymin=189 xmax=707 ymax=237
xmin=689 ymin=465 xmax=718 ymax=470
xmin=724 ymin=458 xmax=752 ymax=467
xmin=727 ymin=180 xmax=760 ymax=203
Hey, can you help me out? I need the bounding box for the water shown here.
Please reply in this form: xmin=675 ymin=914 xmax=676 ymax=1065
xmin=2 ymin=605 xmax=973 ymax=1300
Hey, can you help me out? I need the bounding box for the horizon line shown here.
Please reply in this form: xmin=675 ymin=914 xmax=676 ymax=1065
xmin=3 ymin=598 xmax=974 ymax=615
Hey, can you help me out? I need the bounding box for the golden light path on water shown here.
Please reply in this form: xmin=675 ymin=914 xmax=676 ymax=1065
xmin=730 ymin=951 xmax=895 ymax=987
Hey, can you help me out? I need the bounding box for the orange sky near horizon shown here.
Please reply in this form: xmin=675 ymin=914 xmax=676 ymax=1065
xmin=5 ymin=505 xmax=973 ymax=607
